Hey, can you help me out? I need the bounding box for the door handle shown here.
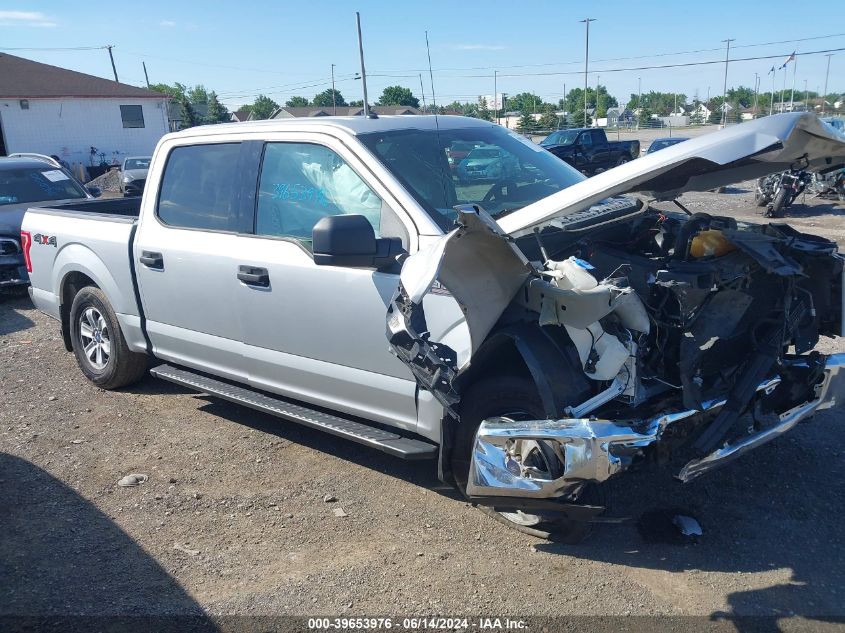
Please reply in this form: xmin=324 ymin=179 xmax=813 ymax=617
xmin=140 ymin=251 xmax=164 ymax=269
xmin=237 ymin=265 xmax=270 ymax=287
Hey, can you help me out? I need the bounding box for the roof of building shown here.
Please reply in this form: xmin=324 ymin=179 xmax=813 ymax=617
xmin=0 ymin=53 xmax=168 ymax=99
xmin=167 ymin=114 xmax=492 ymax=140
xmin=230 ymin=109 xmax=252 ymax=122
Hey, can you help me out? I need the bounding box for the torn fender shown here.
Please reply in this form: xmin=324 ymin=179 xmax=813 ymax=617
xmin=386 ymin=205 xmax=533 ymax=412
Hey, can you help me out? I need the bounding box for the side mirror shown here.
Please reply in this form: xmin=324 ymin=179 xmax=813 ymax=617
xmin=86 ymin=186 xmax=102 ymax=198
xmin=312 ymin=214 xmax=405 ymax=270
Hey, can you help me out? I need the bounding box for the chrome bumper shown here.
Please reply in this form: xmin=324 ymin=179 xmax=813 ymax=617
xmin=466 ymin=354 xmax=845 ymax=499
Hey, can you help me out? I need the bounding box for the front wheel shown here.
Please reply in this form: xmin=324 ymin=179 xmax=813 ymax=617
xmin=453 ymin=376 xmax=599 ymax=540
xmin=69 ymin=286 xmax=148 ymax=389
xmin=767 ymin=188 xmax=789 ymax=218
xmin=616 ymin=156 xmax=629 ymax=167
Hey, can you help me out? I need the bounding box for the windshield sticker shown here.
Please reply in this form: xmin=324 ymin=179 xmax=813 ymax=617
xmin=41 ymin=169 xmax=71 ymax=182
xmin=272 ymin=183 xmax=329 ymax=206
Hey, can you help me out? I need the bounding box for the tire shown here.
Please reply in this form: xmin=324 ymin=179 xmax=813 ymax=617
xmin=453 ymin=376 xmax=600 ymax=541
xmin=616 ymin=156 xmax=629 ymax=167
xmin=767 ymin=188 xmax=789 ymax=218
xmin=69 ymin=286 xmax=148 ymax=389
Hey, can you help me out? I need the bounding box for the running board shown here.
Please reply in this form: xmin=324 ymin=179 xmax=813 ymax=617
xmin=150 ymin=364 xmax=437 ymax=460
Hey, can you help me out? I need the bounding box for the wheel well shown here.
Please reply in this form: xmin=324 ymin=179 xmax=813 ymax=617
xmin=60 ymin=272 xmax=97 ymax=352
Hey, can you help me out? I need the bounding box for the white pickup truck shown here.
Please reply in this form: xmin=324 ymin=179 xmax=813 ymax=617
xmin=22 ymin=113 xmax=845 ymax=537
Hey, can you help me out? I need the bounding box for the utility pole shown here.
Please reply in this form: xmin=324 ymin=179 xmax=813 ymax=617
xmin=822 ymin=54 xmax=833 ymax=115
xmin=803 ymin=79 xmax=808 ymax=111
xmin=770 ymin=70 xmax=776 ymax=116
xmin=637 ymin=76 xmax=642 ymax=129
xmin=753 ymin=72 xmax=758 ymax=115
xmin=331 ymin=64 xmax=337 ymax=115
xmin=142 ymin=61 xmax=150 ymax=88
xmin=580 ymin=18 xmax=596 ymax=128
xmin=596 ymin=74 xmax=601 ymax=120
xmin=720 ymin=38 xmax=734 ymax=126
xmin=106 ymin=45 xmax=118 ymax=82
xmin=418 ymin=73 xmax=427 ymax=113
xmin=355 ymin=12 xmax=370 ymax=117
xmin=494 ymin=70 xmax=498 ymax=124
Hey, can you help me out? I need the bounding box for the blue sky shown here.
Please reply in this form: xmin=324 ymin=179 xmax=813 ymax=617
xmin=1 ymin=1 xmax=842 ymax=110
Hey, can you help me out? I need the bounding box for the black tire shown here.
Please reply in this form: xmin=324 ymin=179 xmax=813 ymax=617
xmin=768 ymin=188 xmax=789 ymax=218
xmin=616 ymin=156 xmax=629 ymax=167
xmin=453 ymin=376 xmax=600 ymax=541
xmin=69 ymin=286 xmax=148 ymax=389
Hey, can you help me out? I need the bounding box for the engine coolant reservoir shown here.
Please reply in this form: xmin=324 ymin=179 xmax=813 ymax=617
xmin=689 ymin=229 xmax=738 ymax=258
xmin=546 ymin=257 xmax=599 ymax=290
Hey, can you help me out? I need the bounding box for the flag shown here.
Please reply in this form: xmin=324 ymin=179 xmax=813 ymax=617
xmin=780 ymin=52 xmax=796 ymax=69
xmin=767 ymin=65 xmax=776 ymax=75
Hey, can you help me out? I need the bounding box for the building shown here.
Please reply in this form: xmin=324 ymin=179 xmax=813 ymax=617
xmin=0 ymin=53 xmax=169 ymax=165
xmin=270 ymin=105 xmax=421 ymax=118
xmin=230 ymin=109 xmax=252 ymax=122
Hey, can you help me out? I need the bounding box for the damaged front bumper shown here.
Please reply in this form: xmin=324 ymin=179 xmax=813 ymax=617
xmin=467 ymin=354 xmax=845 ymax=500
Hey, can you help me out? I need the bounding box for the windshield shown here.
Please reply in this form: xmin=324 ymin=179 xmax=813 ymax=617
xmin=358 ymin=125 xmax=585 ymax=231
xmin=0 ymin=167 xmax=87 ymax=206
xmin=467 ymin=148 xmax=499 ymax=159
xmin=124 ymin=158 xmax=151 ymax=170
xmin=649 ymin=138 xmax=686 ymax=153
xmin=541 ymin=130 xmax=580 ymax=146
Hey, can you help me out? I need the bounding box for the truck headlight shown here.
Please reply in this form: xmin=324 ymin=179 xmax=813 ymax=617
xmin=122 ymin=175 xmax=134 ymax=183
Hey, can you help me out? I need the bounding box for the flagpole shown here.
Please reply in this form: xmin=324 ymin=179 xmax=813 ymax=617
xmin=781 ymin=66 xmax=787 ymax=113
xmin=770 ymin=68 xmax=775 ymax=116
xmin=789 ymin=50 xmax=798 ymax=111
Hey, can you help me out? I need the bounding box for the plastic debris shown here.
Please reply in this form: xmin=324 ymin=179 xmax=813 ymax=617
xmin=117 ymin=474 xmax=148 ymax=487
xmin=672 ymin=514 xmax=703 ymax=537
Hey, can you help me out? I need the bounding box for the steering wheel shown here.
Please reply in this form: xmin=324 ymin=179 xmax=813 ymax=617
xmin=481 ymin=179 xmax=518 ymax=205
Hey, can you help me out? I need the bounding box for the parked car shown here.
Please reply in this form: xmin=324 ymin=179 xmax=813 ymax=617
xmin=120 ymin=156 xmax=152 ymax=197
xmin=446 ymin=141 xmax=480 ymax=172
xmin=456 ymin=145 xmax=519 ymax=183
xmin=646 ymin=137 xmax=689 ymax=154
xmin=22 ymin=113 xmax=845 ymax=538
xmin=541 ymin=128 xmax=640 ymax=175
xmin=0 ymin=156 xmax=98 ymax=293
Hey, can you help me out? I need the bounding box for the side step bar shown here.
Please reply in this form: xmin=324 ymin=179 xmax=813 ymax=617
xmin=150 ymin=364 xmax=438 ymax=460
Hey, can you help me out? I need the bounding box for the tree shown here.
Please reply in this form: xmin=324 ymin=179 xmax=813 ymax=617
xmin=349 ymin=100 xmax=364 ymax=107
xmin=707 ymin=97 xmax=725 ymax=124
xmin=516 ymin=110 xmax=537 ymax=133
xmin=506 ymin=92 xmax=544 ymax=114
xmin=570 ymin=108 xmax=592 ymax=128
xmin=636 ymin=106 xmax=653 ymax=128
xmin=205 ymin=91 xmax=227 ymax=124
xmin=187 ymin=85 xmax=210 ymax=107
xmin=476 ymin=96 xmax=492 ymax=121
xmin=149 ymin=82 xmax=186 ymax=100
xmin=537 ymin=104 xmax=559 ymax=131
xmin=313 ymin=89 xmax=347 ymax=108
xmin=378 ymin=85 xmax=420 ymax=108
xmin=179 ymin=96 xmax=198 ymax=128
xmin=286 ymin=96 xmax=309 ymax=107
xmin=251 ymin=94 xmax=279 ymax=120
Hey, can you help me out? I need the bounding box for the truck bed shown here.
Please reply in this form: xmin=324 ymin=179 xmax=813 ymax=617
xmin=30 ymin=196 xmax=141 ymax=220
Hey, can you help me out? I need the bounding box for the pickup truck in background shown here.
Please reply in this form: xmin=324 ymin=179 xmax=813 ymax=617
xmin=22 ymin=113 xmax=845 ymax=539
xmin=541 ymin=128 xmax=640 ymax=175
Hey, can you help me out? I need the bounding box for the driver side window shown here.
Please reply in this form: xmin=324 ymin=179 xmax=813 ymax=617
xmin=255 ymin=142 xmax=384 ymax=243
xmin=580 ymin=132 xmax=593 ymax=146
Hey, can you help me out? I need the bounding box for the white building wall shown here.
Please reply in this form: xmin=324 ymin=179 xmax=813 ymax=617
xmin=0 ymin=97 xmax=169 ymax=166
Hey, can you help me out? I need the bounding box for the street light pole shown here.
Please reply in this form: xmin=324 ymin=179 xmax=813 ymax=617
xmin=822 ymin=54 xmax=833 ymax=115
xmin=494 ymin=69 xmax=498 ymax=124
xmin=720 ymin=38 xmax=734 ymax=127
xmin=753 ymin=72 xmax=759 ymax=115
xmin=637 ymin=76 xmax=642 ymax=129
xmin=331 ymin=63 xmax=337 ymax=115
xmin=580 ymin=18 xmax=596 ymax=128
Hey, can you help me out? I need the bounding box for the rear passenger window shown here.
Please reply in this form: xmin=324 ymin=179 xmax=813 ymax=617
xmin=255 ymin=142 xmax=383 ymax=243
xmin=157 ymin=143 xmax=241 ymax=231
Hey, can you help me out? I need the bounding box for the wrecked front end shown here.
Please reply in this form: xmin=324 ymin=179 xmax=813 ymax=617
xmin=387 ymin=202 xmax=845 ymax=509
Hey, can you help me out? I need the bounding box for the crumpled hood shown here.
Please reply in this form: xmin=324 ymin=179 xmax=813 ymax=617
xmin=498 ymin=113 xmax=845 ymax=237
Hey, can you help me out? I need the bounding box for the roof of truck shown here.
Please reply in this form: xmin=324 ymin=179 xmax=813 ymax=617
xmin=167 ymin=115 xmax=493 ymax=140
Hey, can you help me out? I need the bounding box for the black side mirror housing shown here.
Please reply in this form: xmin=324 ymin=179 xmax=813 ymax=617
xmin=86 ymin=186 xmax=102 ymax=198
xmin=312 ymin=214 xmax=405 ymax=270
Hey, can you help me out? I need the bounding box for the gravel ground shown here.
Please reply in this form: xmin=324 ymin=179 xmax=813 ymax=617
xmin=1 ymin=186 xmax=844 ymax=626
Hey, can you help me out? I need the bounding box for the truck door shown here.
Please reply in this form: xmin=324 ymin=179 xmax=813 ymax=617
xmin=234 ymin=137 xmax=421 ymax=431
xmin=134 ymin=141 xmax=255 ymax=382
xmin=590 ymin=130 xmax=611 ymax=169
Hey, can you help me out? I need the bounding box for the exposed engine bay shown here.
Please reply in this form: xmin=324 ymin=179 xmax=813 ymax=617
xmin=387 ymin=203 xmax=845 ymax=503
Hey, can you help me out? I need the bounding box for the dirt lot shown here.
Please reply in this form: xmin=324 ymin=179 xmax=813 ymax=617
xmin=1 ymin=185 xmax=844 ymax=628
